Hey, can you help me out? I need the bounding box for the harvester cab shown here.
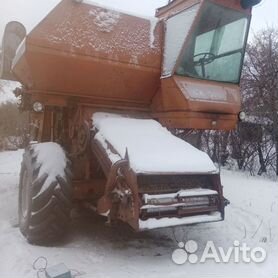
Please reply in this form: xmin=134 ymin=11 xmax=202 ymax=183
xmin=161 ymin=1 xmax=250 ymax=82
xmin=0 ymin=0 xmax=261 ymax=244
xmin=152 ymin=0 xmax=259 ymax=130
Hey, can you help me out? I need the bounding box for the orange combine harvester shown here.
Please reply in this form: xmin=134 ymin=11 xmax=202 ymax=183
xmin=1 ymin=0 xmax=260 ymax=244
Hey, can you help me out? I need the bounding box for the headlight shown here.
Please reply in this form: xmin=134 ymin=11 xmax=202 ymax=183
xmin=33 ymin=102 xmax=44 ymax=112
xmin=238 ymin=111 xmax=246 ymax=121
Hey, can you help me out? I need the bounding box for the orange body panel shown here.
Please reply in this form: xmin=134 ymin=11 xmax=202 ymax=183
xmin=13 ymin=0 xmax=162 ymax=107
xmin=152 ymin=76 xmax=240 ymax=114
xmin=11 ymin=0 xmax=252 ymax=130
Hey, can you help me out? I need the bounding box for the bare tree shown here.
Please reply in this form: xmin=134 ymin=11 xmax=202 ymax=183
xmin=241 ymin=28 xmax=278 ymax=175
xmin=0 ymin=102 xmax=29 ymax=150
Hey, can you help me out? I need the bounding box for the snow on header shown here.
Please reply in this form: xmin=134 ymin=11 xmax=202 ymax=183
xmin=92 ymin=113 xmax=217 ymax=174
xmin=139 ymin=212 xmax=222 ymax=230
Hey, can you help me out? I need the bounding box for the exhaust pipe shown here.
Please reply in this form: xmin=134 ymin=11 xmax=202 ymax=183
xmin=0 ymin=21 xmax=26 ymax=81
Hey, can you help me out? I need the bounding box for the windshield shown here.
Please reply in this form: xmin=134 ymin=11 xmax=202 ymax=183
xmin=176 ymin=1 xmax=249 ymax=84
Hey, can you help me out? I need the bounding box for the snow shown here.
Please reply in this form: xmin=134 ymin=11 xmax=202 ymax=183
xmin=0 ymin=81 xmax=20 ymax=105
xmin=51 ymin=1 xmax=158 ymax=53
xmin=163 ymin=4 xmax=199 ymax=77
xmin=89 ymin=9 xmax=120 ymax=33
xmin=143 ymin=188 xmax=218 ymax=203
xmin=149 ymin=18 xmax=158 ymax=49
xmin=45 ymin=3 xmax=160 ymax=62
xmin=92 ymin=113 xmax=217 ymax=174
xmin=12 ymin=38 xmax=26 ymax=69
xmin=0 ymin=149 xmax=277 ymax=277
xmin=32 ymin=142 xmax=67 ymax=193
xmin=141 ymin=188 xmax=217 ymax=210
xmin=139 ymin=212 xmax=222 ymax=230
xmin=94 ymin=132 xmax=121 ymax=164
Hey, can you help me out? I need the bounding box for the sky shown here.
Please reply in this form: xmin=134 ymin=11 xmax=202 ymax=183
xmin=0 ymin=0 xmax=277 ymax=44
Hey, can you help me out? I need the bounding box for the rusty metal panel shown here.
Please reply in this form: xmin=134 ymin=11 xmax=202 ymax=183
xmin=13 ymin=0 xmax=162 ymax=104
xmin=10 ymin=0 xmax=253 ymax=130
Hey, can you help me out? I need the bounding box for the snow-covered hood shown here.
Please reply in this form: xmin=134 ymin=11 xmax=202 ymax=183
xmin=92 ymin=112 xmax=217 ymax=174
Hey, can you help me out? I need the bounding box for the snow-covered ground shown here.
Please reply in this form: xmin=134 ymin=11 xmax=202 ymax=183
xmin=0 ymin=150 xmax=277 ymax=278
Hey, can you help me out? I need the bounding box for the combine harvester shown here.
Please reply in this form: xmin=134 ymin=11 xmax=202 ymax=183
xmin=1 ymin=0 xmax=260 ymax=244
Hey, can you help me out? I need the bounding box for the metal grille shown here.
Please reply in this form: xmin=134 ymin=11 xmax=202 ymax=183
xmin=137 ymin=174 xmax=213 ymax=194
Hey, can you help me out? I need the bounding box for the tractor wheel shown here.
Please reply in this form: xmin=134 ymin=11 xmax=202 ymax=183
xmin=18 ymin=143 xmax=73 ymax=245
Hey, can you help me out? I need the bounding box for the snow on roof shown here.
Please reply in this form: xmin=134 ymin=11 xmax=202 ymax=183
xmin=89 ymin=9 xmax=120 ymax=33
xmin=45 ymin=1 xmax=159 ymax=60
xmin=92 ymin=113 xmax=217 ymax=174
xmin=83 ymin=0 xmax=159 ymax=20
xmin=84 ymin=1 xmax=158 ymax=49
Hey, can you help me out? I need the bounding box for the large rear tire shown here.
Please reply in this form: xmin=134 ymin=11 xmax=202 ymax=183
xmin=18 ymin=143 xmax=72 ymax=245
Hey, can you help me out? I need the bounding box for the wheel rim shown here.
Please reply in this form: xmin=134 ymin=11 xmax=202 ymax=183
xmin=21 ymin=169 xmax=29 ymax=218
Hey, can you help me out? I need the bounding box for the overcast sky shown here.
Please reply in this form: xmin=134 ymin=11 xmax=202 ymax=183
xmin=0 ymin=0 xmax=277 ymax=43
